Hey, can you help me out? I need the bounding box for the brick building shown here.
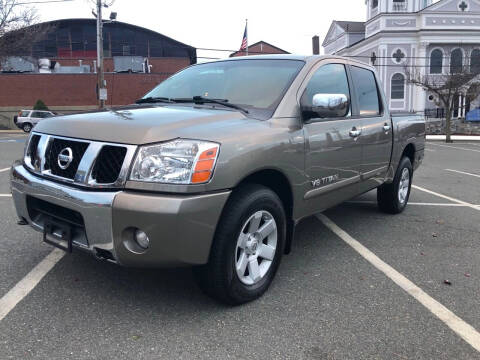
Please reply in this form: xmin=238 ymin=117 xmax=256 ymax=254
xmin=229 ymin=41 xmax=289 ymax=57
xmin=0 ymin=18 xmax=196 ymax=128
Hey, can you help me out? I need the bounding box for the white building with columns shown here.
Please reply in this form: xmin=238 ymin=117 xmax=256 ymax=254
xmin=322 ymin=0 xmax=480 ymax=116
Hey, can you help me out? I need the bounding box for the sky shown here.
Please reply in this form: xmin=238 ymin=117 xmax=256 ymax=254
xmin=29 ymin=0 xmax=367 ymax=60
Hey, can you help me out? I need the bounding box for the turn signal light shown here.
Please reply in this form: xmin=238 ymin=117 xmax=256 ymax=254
xmin=192 ymin=147 xmax=218 ymax=183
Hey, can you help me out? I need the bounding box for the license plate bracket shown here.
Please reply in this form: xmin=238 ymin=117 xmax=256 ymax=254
xmin=43 ymin=218 xmax=72 ymax=253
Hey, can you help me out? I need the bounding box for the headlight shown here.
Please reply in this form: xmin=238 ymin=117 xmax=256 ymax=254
xmin=130 ymin=139 xmax=219 ymax=184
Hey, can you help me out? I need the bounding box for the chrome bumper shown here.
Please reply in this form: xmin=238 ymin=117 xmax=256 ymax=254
xmin=11 ymin=162 xmax=119 ymax=257
xmin=10 ymin=162 xmax=231 ymax=267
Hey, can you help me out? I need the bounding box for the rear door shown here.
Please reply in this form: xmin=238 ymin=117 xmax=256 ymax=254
xmin=30 ymin=111 xmax=43 ymax=124
xmin=301 ymin=62 xmax=363 ymax=208
xmin=348 ymin=65 xmax=392 ymax=186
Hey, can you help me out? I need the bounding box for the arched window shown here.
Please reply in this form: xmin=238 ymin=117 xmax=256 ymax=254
xmin=430 ymin=49 xmax=443 ymax=74
xmin=450 ymin=48 xmax=463 ymax=73
xmin=391 ymin=73 xmax=405 ymax=100
xmin=471 ymin=49 xmax=480 ymax=74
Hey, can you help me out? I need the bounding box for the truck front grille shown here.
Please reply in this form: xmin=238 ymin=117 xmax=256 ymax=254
xmin=45 ymin=138 xmax=89 ymax=179
xmin=27 ymin=134 xmax=41 ymax=170
xmin=91 ymin=145 xmax=128 ymax=184
xmin=24 ymin=133 xmax=136 ymax=188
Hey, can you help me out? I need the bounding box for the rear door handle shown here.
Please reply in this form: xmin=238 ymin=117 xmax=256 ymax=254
xmin=383 ymin=123 xmax=391 ymax=132
xmin=349 ymin=128 xmax=362 ymax=138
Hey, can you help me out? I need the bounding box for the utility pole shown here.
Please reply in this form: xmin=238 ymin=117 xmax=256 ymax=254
xmin=96 ymin=0 xmax=106 ymax=109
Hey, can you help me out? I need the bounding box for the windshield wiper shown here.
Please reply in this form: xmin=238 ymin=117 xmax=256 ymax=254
xmin=135 ymin=96 xmax=175 ymax=104
xmin=173 ymin=96 xmax=249 ymax=114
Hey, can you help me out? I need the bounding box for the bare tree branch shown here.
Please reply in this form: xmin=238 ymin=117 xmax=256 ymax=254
xmin=404 ymin=55 xmax=480 ymax=143
xmin=0 ymin=0 xmax=51 ymax=63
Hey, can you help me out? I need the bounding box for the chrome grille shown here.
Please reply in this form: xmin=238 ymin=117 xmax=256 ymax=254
xmin=45 ymin=138 xmax=89 ymax=180
xmin=24 ymin=133 xmax=137 ymax=188
xmin=91 ymin=146 xmax=128 ymax=184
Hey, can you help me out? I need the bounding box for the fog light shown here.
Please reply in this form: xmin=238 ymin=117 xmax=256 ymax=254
xmin=134 ymin=229 xmax=150 ymax=249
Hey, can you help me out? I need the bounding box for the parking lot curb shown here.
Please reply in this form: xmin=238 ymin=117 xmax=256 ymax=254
xmin=0 ymin=130 xmax=23 ymax=133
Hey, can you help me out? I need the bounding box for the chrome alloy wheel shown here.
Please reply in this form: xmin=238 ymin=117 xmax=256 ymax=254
xmin=398 ymin=167 xmax=410 ymax=205
xmin=235 ymin=210 xmax=278 ymax=285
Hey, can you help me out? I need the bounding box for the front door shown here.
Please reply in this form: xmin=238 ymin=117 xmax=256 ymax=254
xmin=301 ymin=63 xmax=363 ymax=210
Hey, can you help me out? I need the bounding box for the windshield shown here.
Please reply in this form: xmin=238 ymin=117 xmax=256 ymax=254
xmin=142 ymin=59 xmax=304 ymax=115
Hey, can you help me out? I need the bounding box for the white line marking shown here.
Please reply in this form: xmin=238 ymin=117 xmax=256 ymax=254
xmin=429 ymin=143 xmax=480 ymax=153
xmin=0 ymin=167 xmax=10 ymax=173
xmin=316 ymin=213 xmax=480 ymax=353
xmin=412 ymin=185 xmax=480 ymax=211
xmin=445 ymin=169 xmax=480 ymax=179
xmin=0 ymin=249 xmax=65 ymax=322
xmin=346 ymin=200 xmax=474 ymax=207
xmin=424 ymin=148 xmax=436 ymax=152
xmin=0 ymin=194 xmax=12 ymax=197
xmin=427 ymin=135 xmax=480 ymax=141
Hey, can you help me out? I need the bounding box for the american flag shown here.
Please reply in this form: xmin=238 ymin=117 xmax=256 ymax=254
xmin=240 ymin=24 xmax=248 ymax=51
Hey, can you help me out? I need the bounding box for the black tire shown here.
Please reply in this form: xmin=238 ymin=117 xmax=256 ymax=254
xmin=377 ymin=157 xmax=413 ymax=214
xmin=22 ymin=123 xmax=32 ymax=133
xmin=194 ymin=184 xmax=286 ymax=305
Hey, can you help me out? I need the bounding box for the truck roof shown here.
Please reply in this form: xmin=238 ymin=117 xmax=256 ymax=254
xmin=214 ymin=54 xmax=375 ymax=70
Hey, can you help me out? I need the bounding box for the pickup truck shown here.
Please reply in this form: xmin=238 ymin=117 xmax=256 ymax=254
xmin=10 ymin=55 xmax=425 ymax=304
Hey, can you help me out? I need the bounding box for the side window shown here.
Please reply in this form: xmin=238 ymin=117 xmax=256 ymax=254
xmin=350 ymin=66 xmax=381 ymax=116
xmin=20 ymin=111 xmax=31 ymax=117
xmin=301 ymin=63 xmax=351 ymax=118
xmin=31 ymin=111 xmax=42 ymax=118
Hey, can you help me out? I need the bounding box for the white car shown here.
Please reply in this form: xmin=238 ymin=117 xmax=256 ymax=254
xmin=14 ymin=110 xmax=56 ymax=133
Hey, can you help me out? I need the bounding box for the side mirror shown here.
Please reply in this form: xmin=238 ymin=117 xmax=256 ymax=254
xmin=302 ymin=93 xmax=349 ymax=120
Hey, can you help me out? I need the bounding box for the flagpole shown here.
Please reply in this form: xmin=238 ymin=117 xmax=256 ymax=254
xmin=245 ymin=19 xmax=248 ymax=56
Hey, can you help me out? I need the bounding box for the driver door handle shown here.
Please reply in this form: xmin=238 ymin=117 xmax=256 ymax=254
xmin=383 ymin=123 xmax=391 ymax=132
xmin=349 ymin=127 xmax=362 ymax=138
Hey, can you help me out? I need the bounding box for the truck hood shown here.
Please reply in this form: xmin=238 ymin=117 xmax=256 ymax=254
xmin=34 ymin=105 xmax=252 ymax=145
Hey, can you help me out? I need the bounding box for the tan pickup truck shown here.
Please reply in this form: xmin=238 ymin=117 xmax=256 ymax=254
xmin=10 ymin=55 xmax=425 ymax=304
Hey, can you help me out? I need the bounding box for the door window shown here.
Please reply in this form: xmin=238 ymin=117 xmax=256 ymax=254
xmin=350 ymin=66 xmax=381 ymax=116
xmin=301 ymin=63 xmax=351 ymax=118
xmin=31 ymin=111 xmax=43 ymax=118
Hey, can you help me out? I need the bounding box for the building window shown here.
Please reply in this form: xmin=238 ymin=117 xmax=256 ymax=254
xmin=393 ymin=0 xmax=407 ymax=11
xmin=471 ymin=49 xmax=480 ymax=74
xmin=430 ymin=49 xmax=443 ymax=74
xmin=391 ymin=73 xmax=405 ymax=100
xmin=450 ymin=48 xmax=463 ymax=73
xmin=392 ymin=49 xmax=406 ymax=63
xmin=372 ymin=0 xmax=378 ymax=8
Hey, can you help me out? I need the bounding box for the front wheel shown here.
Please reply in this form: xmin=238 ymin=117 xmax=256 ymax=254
xmin=377 ymin=157 xmax=413 ymax=214
xmin=194 ymin=184 xmax=286 ymax=305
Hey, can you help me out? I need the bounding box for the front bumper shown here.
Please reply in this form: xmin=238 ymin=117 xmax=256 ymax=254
xmin=10 ymin=162 xmax=231 ymax=267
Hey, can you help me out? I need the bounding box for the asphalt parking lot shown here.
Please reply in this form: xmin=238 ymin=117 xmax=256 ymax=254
xmin=0 ymin=132 xmax=479 ymax=359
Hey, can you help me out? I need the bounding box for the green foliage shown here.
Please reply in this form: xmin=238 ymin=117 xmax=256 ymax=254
xmin=33 ymin=99 xmax=48 ymax=111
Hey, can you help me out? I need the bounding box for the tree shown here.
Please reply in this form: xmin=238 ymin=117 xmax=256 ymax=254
xmin=404 ymin=54 xmax=480 ymax=143
xmin=33 ymin=99 xmax=48 ymax=110
xmin=0 ymin=0 xmax=50 ymax=64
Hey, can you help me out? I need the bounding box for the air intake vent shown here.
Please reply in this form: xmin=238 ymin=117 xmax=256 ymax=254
xmin=91 ymin=145 xmax=127 ymax=184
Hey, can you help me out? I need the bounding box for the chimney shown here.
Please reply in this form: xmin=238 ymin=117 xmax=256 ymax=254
xmin=312 ymin=36 xmax=320 ymax=55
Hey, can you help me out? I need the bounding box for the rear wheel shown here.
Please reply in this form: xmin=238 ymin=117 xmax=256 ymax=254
xmin=22 ymin=123 xmax=32 ymax=133
xmin=377 ymin=157 xmax=413 ymax=214
xmin=194 ymin=184 xmax=286 ymax=305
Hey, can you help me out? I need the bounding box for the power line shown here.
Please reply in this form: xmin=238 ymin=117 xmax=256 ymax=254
xmin=16 ymin=0 xmax=75 ymax=4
